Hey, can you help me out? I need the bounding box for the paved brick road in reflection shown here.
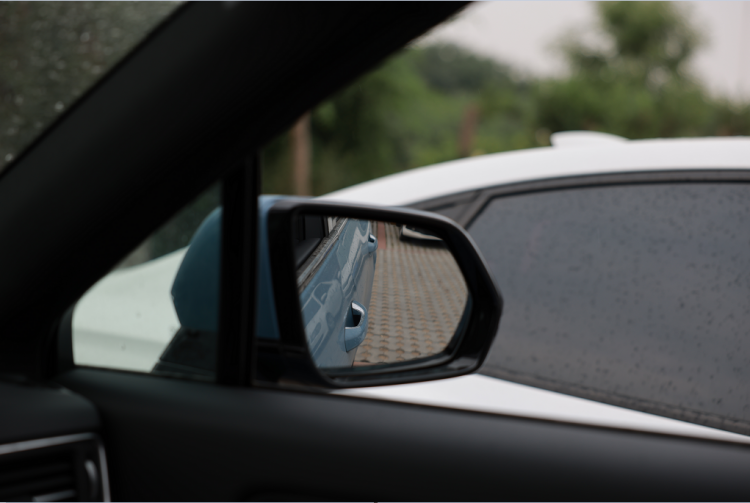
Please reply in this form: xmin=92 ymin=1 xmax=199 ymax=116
xmin=355 ymin=223 xmax=468 ymax=364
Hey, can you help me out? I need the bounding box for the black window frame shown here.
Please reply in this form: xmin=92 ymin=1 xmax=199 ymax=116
xmin=410 ymin=170 xmax=750 ymax=229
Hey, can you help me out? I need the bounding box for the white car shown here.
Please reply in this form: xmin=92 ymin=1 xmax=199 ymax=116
xmin=323 ymin=132 xmax=750 ymax=444
xmin=73 ymin=132 xmax=750 ymax=444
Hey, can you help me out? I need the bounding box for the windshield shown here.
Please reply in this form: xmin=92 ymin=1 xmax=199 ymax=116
xmin=0 ymin=1 xmax=180 ymax=173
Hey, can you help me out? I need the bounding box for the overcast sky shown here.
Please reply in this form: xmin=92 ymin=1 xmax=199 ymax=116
xmin=422 ymin=2 xmax=750 ymax=102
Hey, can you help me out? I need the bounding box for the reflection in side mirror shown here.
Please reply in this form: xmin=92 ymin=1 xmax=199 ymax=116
xmin=295 ymin=215 xmax=468 ymax=373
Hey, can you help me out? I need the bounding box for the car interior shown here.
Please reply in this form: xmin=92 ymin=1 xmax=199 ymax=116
xmin=1 ymin=3 xmax=749 ymax=501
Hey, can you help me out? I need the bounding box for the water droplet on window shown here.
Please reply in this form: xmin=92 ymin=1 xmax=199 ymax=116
xmin=4 ymin=154 xmax=13 ymax=162
xmin=54 ymin=101 xmax=64 ymax=111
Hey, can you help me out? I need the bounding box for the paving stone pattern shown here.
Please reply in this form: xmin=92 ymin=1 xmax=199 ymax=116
xmin=355 ymin=223 xmax=468 ymax=364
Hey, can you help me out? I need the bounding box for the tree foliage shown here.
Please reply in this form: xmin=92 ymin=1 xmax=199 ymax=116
xmin=262 ymin=1 xmax=750 ymax=198
xmin=535 ymin=2 xmax=747 ymax=140
xmin=262 ymin=43 xmax=527 ymax=195
xmin=564 ymin=2 xmax=701 ymax=79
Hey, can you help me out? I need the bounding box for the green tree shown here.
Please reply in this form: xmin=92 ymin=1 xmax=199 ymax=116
xmin=564 ymin=2 xmax=700 ymax=81
xmin=535 ymin=2 xmax=749 ymax=140
xmin=262 ymin=42 xmax=529 ymax=196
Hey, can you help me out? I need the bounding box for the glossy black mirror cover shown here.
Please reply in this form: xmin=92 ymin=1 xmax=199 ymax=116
xmin=261 ymin=199 xmax=502 ymax=388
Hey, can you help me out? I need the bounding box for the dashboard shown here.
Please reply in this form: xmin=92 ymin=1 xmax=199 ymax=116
xmin=0 ymin=379 xmax=109 ymax=502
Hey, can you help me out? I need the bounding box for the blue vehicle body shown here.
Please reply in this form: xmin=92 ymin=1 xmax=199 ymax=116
xmin=170 ymin=196 xmax=376 ymax=369
xmin=297 ymin=217 xmax=377 ymax=367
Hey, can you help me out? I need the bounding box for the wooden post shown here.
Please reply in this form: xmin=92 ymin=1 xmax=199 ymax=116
xmin=291 ymin=112 xmax=312 ymax=195
xmin=459 ymin=104 xmax=479 ymax=158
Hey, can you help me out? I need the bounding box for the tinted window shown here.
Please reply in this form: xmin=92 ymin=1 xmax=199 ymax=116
xmin=293 ymin=215 xmax=327 ymax=267
xmin=470 ymin=182 xmax=750 ymax=435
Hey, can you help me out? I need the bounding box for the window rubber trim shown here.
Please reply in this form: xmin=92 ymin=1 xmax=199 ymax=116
xmin=467 ymin=169 xmax=750 ymax=228
xmin=407 ymin=169 xmax=750 ymax=229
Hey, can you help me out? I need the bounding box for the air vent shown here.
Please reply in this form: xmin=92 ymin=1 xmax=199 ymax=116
xmin=0 ymin=451 xmax=76 ymax=501
xmin=0 ymin=434 xmax=109 ymax=502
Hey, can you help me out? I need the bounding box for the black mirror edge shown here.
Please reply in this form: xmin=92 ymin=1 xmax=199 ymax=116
xmin=257 ymin=199 xmax=502 ymax=389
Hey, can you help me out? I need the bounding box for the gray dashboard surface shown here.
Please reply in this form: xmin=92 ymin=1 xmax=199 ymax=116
xmin=0 ymin=379 xmax=99 ymax=445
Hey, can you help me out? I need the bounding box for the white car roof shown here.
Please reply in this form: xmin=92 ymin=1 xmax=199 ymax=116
xmin=321 ymin=137 xmax=750 ymax=206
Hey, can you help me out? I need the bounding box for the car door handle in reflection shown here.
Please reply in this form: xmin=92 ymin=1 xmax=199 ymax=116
xmin=367 ymin=233 xmax=378 ymax=254
xmin=344 ymin=300 xmax=368 ymax=351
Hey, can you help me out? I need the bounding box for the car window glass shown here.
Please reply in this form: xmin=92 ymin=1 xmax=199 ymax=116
xmin=0 ymin=2 xmax=180 ymax=173
xmin=293 ymin=215 xmax=328 ymax=268
xmin=470 ymin=182 xmax=750 ymax=435
xmin=71 ymin=182 xmax=220 ymax=381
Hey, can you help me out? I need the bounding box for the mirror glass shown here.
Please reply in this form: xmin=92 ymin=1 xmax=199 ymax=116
xmin=294 ymin=215 xmax=469 ymax=372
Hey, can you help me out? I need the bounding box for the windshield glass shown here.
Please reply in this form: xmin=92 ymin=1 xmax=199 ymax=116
xmin=0 ymin=1 xmax=180 ymax=173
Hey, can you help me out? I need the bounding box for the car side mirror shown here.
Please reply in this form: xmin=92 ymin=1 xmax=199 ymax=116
xmin=257 ymin=198 xmax=502 ymax=388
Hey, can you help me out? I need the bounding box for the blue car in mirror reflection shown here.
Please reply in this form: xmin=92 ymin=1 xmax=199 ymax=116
xmin=294 ymin=215 xmax=377 ymax=367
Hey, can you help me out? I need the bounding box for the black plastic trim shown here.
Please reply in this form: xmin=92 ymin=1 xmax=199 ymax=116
xmin=57 ymin=367 xmax=750 ymax=502
xmin=218 ymin=155 xmax=260 ymax=386
xmin=412 ymin=169 xmax=750 ymax=229
xmin=54 ymin=306 xmax=75 ymax=377
xmin=404 ymin=169 xmax=750 ymax=229
xmin=0 ymin=432 xmax=110 ymax=502
xmin=408 ymin=189 xmax=482 ymax=228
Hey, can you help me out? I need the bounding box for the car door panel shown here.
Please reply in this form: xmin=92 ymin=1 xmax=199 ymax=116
xmin=57 ymin=368 xmax=750 ymax=501
xmin=0 ymin=381 xmax=99 ymax=447
xmin=300 ymin=218 xmax=376 ymax=367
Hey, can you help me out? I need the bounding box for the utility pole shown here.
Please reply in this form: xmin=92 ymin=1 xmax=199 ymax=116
xmin=291 ymin=112 xmax=312 ymax=196
xmin=458 ymin=103 xmax=479 ymax=158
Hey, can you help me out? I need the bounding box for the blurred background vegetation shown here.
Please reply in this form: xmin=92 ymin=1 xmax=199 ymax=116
xmin=1 ymin=2 xmax=748 ymax=262
xmin=263 ymin=1 xmax=750 ymax=196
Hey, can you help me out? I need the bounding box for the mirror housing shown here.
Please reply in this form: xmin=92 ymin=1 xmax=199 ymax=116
xmin=257 ymin=198 xmax=502 ymax=388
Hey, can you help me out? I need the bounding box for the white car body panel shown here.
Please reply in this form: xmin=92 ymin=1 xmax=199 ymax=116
xmin=549 ymin=130 xmax=628 ymax=147
xmin=337 ymin=375 xmax=750 ymax=445
xmin=321 ymin=137 xmax=750 ymax=206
